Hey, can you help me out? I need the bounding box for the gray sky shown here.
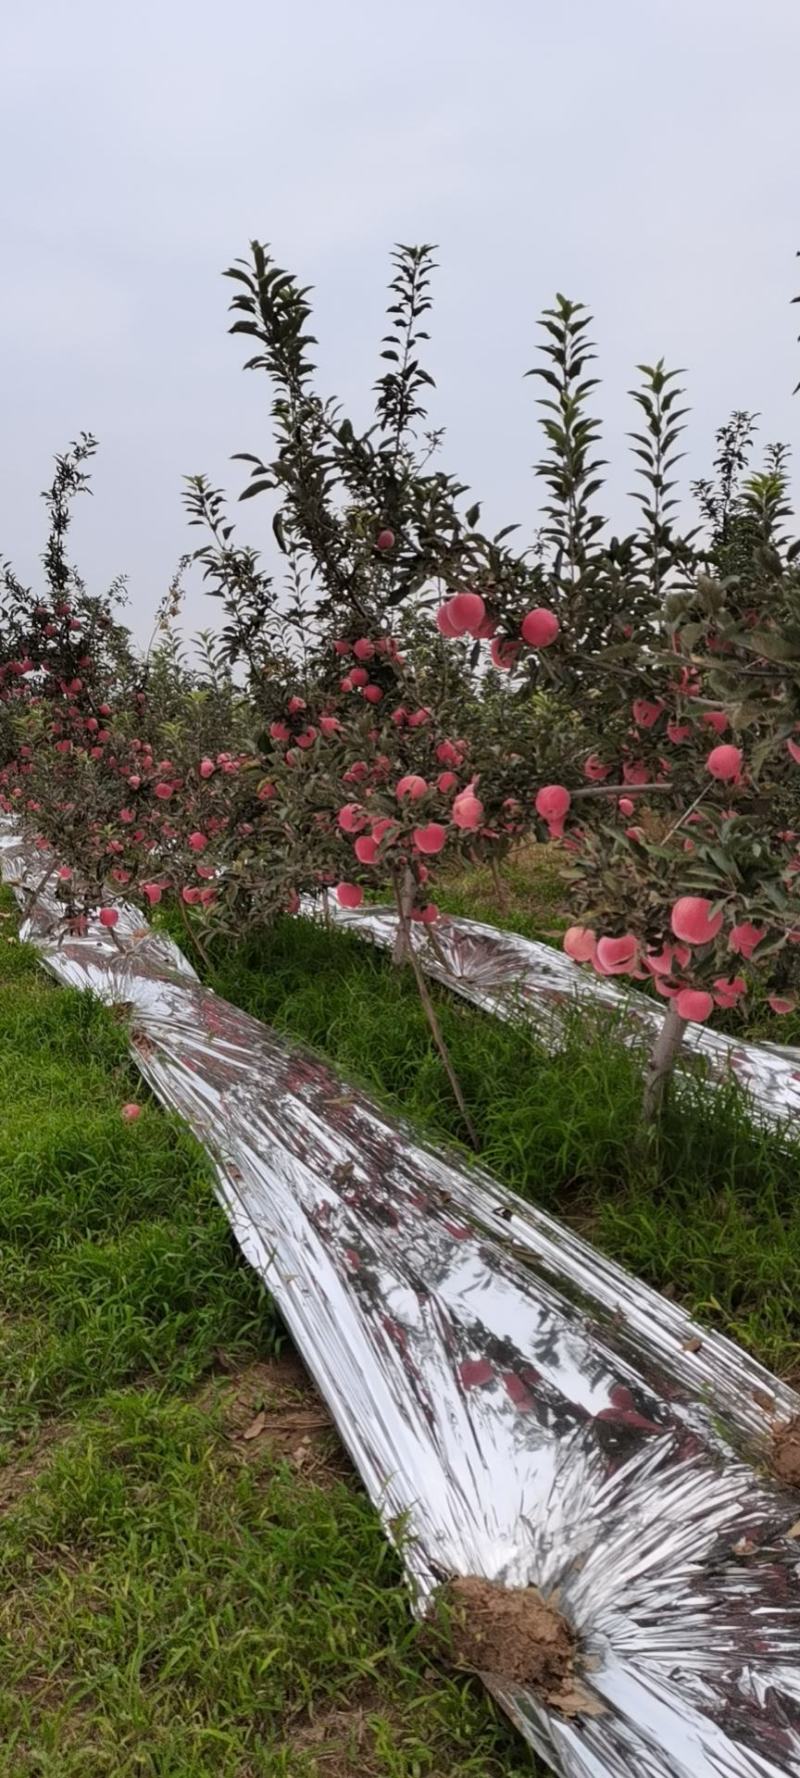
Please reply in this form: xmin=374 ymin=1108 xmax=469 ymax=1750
xmin=2 ymin=0 xmax=799 ymax=643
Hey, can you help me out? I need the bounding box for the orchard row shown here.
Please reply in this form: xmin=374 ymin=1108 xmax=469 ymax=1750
xmin=2 ymin=243 xmax=799 ymax=1117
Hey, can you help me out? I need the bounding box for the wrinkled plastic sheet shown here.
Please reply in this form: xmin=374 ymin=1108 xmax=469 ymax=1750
xmin=4 ymin=828 xmax=800 ymax=1778
xmin=311 ymin=898 xmax=800 ymax=1135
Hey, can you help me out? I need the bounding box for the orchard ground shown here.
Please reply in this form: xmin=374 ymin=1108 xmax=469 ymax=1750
xmin=0 ymin=886 xmax=531 ymax=1778
xmin=3 ymin=842 xmax=800 ymax=1775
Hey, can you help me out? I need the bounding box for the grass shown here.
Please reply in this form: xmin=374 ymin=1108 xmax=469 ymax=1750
xmin=0 ymin=939 xmax=277 ymax=1437
xmin=436 ymin=841 xmax=569 ymax=943
xmin=0 ymin=893 xmax=531 ymax=1776
xmin=0 ymin=1389 xmax=529 ymax=1776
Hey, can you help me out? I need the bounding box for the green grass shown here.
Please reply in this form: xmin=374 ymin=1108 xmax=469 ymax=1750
xmin=0 ymin=896 xmax=531 ymax=1775
xmin=435 ymin=841 xmax=568 ymax=943
xmin=0 ymin=939 xmax=277 ymax=1437
xmin=0 ymin=1390 xmax=529 ymax=1776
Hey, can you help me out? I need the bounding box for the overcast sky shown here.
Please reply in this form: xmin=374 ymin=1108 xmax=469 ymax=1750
xmin=2 ymin=0 xmax=799 ymax=643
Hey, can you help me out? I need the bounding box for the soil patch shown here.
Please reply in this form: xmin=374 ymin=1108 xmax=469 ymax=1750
xmin=0 ymin=1422 xmax=69 ymax=1516
xmin=201 ymin=1355 xmax=352 ymax=1485
xmin=437 ymin=1576 xmax=601 ymax=1717
xmin=288 ymin=1685 xmax=388 ymax=1777
xmin=772 ymin=1416 xmax=800 ymax=1488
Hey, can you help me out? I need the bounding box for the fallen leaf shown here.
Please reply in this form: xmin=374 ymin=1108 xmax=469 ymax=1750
xmin=787 ymin=1521 xmax=800 ymax=1540
xmin=752 ymin=1388 xmax=776 ymax=1412
xmin=241 ymin=1411 xmax=267 ymax=1441
xmin=682 ymin=1336 xmax=703 ymax=1354
xmin=732 ymin=1537 xmax=757 ymax=1557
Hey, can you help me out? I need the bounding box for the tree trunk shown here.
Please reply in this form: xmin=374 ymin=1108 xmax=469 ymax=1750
xmin=392 ymin=865 xmax=415 ymax=965
xmin=392 ymin=869 xmax=479 ymax=1151
xmin=23 ymin=864 xmax=56 ymax=921
xmin=490 ymin=854 xmax=508 ymax=910
xmin=178 ymin=895 xmax=213 ymax=972
xmin=642 ymin=1003 xmax=688 ymax=1123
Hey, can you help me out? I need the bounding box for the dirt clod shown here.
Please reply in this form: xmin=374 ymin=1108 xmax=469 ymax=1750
xmin=772 ymin=1417 xmax=800 ymax=1488
xmin=437 ymin=1575 xmax=601 ymax=1715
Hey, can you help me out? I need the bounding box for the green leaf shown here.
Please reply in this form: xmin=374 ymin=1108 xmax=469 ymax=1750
xmin=745 ymin=630 xmax=800 ymax=664
xmin=238 ymin=481 xmax=275 ymax=501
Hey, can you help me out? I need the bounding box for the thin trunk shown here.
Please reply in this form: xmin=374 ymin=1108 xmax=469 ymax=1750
xmin=490 ymin=854 xmax=508 ymax=909
xmin=424 ymin=923 xmax=451 ymax=974
xmin=23 ymin=864 xmax=56 ymax=921
xmin=392 ymin=865 xmax=415 ymax=965
xmin=178 ymin=896 xmax=213 ymax=973
xmin=571 ymin=782 xmax=671 ymax=802
xmin=393 ymin=872 xmax=479 ymax=1151
xmin=642 ymin=1003 xmax=688 ymax=1123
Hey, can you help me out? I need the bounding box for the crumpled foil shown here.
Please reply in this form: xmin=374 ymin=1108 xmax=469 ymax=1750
xmin=4 ymin=827 xmax=800 ymax=1778
xmin=311 ymin=899 xmax=800 ymax=1135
